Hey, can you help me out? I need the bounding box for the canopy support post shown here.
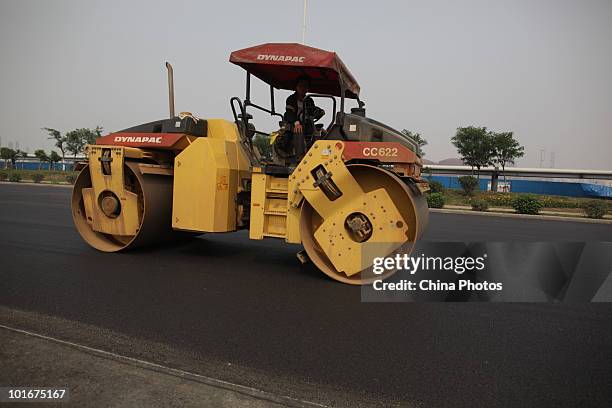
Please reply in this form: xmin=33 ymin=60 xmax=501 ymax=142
xmin=245 ymin=72 xmax=251 ymax=105
xmin=339 ymin=82 xmax=346 ymax=114
xmin=270 ymin=85 xmax=276 ymax=115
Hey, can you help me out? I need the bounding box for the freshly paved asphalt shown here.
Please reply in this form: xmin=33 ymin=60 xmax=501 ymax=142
xmin=1 ymin=183 xmax=611 ymax=407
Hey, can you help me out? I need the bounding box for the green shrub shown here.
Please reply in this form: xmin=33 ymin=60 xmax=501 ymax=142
xmin=32 ymin=173 xmax=45 ymax=183
xmin=458 ymin=176 xmax=479 ymax=196
xmin=471 ymin=199 xmax=489 ymax=212
xmin=65 ymin=175 xmax=76 ymax=184
xmin=9 ymin=172 xmax=21 ymax=182
xmin=582 ymin=200 xmax=607 ymax=219
xmin=428 ymin=180 xmax=445 ymax=194
xmin=512 ymin=195 xmax=543 ymax=215
xmin=427 ymin=192 xmax=445 ymax=209
xmin=0 ymin=170 xmax=7 ymax=181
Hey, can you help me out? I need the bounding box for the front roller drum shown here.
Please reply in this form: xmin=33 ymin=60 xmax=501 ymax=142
xmin=71 ymin=162 xmax=177 ymax=252
xmin=300 ymin=164 xmax=428 ymax=285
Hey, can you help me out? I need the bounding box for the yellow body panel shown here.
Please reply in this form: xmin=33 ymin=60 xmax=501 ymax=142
xmin=249 ymin=170 xmax=267 ymax=240
xmin=249 ymin=169 xmax=289 ymax=240
xmin=82 ymin=146 xmax=140 ymax=236
xmin=172 ymin=119 xmax=251 ymax=233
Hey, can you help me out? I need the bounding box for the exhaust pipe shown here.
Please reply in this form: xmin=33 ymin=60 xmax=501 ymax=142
xmin=165 ymin=62 xmax=175 ymax=118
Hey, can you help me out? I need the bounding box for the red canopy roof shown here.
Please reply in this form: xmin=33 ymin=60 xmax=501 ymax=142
xmin=229 ymin=43 xmax=360 ymax=98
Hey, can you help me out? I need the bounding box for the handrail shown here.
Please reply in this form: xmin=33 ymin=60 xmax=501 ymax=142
xmin=230 ymin=96 xmax=246 ymax=123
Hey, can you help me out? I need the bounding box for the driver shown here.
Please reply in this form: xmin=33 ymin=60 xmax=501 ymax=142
xmin=283 ymin=77 xmax=325 ymax=157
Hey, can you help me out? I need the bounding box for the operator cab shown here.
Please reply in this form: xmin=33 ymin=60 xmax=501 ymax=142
xmin=229 ymin=43 xmax=419 ymax=171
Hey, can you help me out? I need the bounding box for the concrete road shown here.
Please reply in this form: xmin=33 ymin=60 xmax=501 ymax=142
xmin=1 ymin=183 xmax=611 ymax=407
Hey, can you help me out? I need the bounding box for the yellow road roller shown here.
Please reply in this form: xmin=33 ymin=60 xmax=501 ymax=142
xmin=71 ymin=43 xmax=429 ymax=284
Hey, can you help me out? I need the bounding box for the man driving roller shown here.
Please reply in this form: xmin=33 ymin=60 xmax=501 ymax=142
xmin=283 ymin=76 xmax=325 ymax=158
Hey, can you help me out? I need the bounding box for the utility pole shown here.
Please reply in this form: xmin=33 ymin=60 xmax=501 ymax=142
xmin=550 ymin=151 xmax=555 ymax=168
xmin=302 ymin=0 xmax=307 ymax=44
xmin=539 ymin=149 xmax=545 ymax=168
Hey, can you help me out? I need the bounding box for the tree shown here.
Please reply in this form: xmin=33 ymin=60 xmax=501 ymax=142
xmin=0 ymin=148 xmax=20 ymax=169
xmin=458 ymin=175 xmax=479 ymax=196
xmin=253 ymin=134 xmax=272 ymax=161
xmin=401 ymin=129 xmax=428 ymax=156
xmin=65 ymin=130 xmax=86 ymax=158
xmin=65 ymin=128 xmax=100 ymax=158
xmin=491 ymin=131 xmax=524 ymax=183
xmin=0 ymin=147 xmax=15 ymax=169
xmin=43 ymin=128 xmax=67 ymax=170
xmin=451 ymin=126 xmax=495 ymax=180
xmin=34 ymin=149 xmax=49 ymax=170
xmin=49 ymin=151 xmax=61 ymax=171
xmin=94 ymin=125 xmax=104 ymax=137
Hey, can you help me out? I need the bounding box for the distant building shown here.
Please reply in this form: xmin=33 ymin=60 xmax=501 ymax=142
xmin=437 ymin=158 xmax=464 ymax=166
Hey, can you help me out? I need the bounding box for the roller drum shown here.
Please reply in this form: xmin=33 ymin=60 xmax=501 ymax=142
xmin=300 ymin=164 xmax=429 ymax=285
xmin=71 ymin=162 xmax=178 ymax=252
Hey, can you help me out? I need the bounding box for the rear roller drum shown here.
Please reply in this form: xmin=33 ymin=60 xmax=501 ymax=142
xmin=300 ymin=164 xmax=428 ymax=285
xmin=71 ymin=162 xmax=177 ymax=252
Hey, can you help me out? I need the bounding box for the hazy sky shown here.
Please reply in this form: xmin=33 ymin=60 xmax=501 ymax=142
xmin=1 ymin=0 xmax=610 ymax=169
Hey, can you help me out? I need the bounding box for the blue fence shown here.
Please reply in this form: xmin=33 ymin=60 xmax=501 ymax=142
xmin=4 ymin=161 xmax=611 ymax=199
xmin=2 ymin=162 xmax=76 ymax=171
xmin=431 ymin=175 xmax=612 ymax=199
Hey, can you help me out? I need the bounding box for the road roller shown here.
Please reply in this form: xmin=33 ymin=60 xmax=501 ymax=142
xmin=71 ymin=43 xmax=429 ymax=284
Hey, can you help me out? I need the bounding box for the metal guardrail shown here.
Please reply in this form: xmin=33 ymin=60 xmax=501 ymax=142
xmin=10 ymin=158 xmax=612 ymax=180
xmin=424 ymin=165 xmax=612 ymax=180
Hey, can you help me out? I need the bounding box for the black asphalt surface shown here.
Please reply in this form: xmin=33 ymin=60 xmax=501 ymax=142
xmin=1 ymin=183 xmax=611 ymax=407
